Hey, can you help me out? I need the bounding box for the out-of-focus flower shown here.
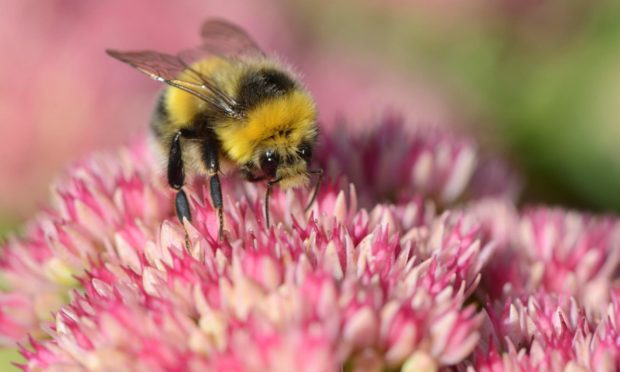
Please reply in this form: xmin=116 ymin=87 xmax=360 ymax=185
xmin=473 ymin=291 xmax=620 ymax=372
xmin=518 ymin=208 xmax=620 ymax=313
xmin=466 ymin=198 xmax=524 ymax=300
xmin=0 ymin=142 xmax=170 ymax=344
xmin=317 ymin=116 xmax=518 ymax=209
xmin=470 ymin=204 xmax=620 ymax=313
xmin=461 ymin=203 xmax=620 ymax=371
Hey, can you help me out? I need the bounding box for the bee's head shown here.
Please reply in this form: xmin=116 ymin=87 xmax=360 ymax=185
xmin=218 ymin=69 xmax=318 ymax=188
xmin=254 ymin=140 xmax=314 ymax=189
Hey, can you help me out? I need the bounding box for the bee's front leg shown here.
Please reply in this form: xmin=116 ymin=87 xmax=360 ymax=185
xmin=202 ymin=127 xmax=224 ymax=241
xmin=168 ymin=131 xmax=192 ymax=224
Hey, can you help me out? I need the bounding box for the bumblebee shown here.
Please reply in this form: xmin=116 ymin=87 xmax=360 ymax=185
xmin=107 ymin=19 xmax=321 ymax=239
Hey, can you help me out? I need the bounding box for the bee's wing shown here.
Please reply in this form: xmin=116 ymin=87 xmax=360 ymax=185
xmin=174 ymin=19 xmax=266 ymax=79
xmin=106 ymin=49 xmax=241 ymax=118
xmin=198 ymin=18 xmax=265 ymax=58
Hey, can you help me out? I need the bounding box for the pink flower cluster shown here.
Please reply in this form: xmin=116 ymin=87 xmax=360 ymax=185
xmin=475 ymin=292 xmax=620 ymax=371
xmin=467 ymin=203 xmax=620 ymax=371
xmin=317 ymin=117 xmax=518 ymax=207
xmin=2 ymin=117 xmax=619 ymax=371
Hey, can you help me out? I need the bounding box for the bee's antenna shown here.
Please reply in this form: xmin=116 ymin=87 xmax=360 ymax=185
xmin=305 ymin=169 xmax=323 ymax=212
xmin=265 ymin=178 xmax=282 ymax=229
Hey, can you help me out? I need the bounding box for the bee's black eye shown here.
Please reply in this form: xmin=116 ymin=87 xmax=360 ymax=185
xmin=297 ymin=143 xmax=313 ymax=162
xmin=260 ymin=150 xmax=280 ymax=178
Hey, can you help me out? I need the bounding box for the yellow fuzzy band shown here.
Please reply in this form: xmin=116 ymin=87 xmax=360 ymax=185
xmin=216 ymin=90 xmax=317 ymax=164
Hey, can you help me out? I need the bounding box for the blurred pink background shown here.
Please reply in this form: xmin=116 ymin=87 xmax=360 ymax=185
xmin=0 ymin=0 xmax=455 ymax=221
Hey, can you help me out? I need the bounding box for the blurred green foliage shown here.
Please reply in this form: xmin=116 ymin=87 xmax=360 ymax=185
xmin=456 ymin=1 xmax=620 ymax=211
xmin=0 ymin=220 xmax=19 ymax=371
xmin=0 ymin=348 xmax=21 ymax=371
xmin=297 ymin=0 xmax=620 ymax=213
xmin=0 ymin=218 xmax=19 ymax=242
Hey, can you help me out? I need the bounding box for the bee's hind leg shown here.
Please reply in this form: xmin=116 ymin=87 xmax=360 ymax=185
xmin=168 ymin=131 xmax=192 ymax=223
xmin=167 ymin=130 xmax=195 ymax=252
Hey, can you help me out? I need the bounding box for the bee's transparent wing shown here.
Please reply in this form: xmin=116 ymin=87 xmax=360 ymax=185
xmin=107 ymin=20 xmax=264 ymax=118
xmin=172 ymin=18 xmax=267 ymax=116
xmin=174 ymin=18 xmax=266 ymax=80
xmin=199 ymin=18 xmax=265 ymax=58
xmin=106 ymin=49 xmax=241 ymax=118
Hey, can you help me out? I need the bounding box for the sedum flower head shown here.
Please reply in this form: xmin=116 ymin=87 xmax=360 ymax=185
xmin=4 ymin=116 xmax=620 ymax=370
xmin=468 ymin=205 xmax=620 ymax=371
xmin=0 ymin=143 xmax=170 ymax=344
xmin=1 ymin=118 xmax=510 ymax=370
xmin=23 ymin=208 xmax=486 ymax=371
xmin=518 ymin=208 xmax=620 ymax=311
xmin=474 ymin=291 xmax=620 ymax=372
xmin=469 ymin=204 xmax=620 ymax=314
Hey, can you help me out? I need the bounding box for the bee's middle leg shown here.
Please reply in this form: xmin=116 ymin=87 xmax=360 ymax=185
xmin=202 ymin=128 xmax=224 ymax=241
